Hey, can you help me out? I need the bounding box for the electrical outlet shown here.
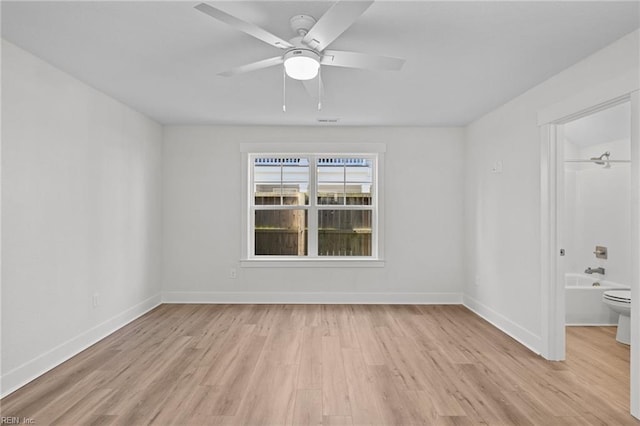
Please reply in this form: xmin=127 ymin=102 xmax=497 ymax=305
xmin=230 ymin=268 xmax=237 ymax=279
xmin=93 ymin=293 xmax=100 ymax=307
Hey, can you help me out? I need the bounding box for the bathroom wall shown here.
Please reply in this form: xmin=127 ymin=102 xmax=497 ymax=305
xmin=564 ymin=137 xmax=632 ymax=286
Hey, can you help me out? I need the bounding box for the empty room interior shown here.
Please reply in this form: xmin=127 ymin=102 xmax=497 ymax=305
xmin=2 ymin=1 xmax=640 ymax=425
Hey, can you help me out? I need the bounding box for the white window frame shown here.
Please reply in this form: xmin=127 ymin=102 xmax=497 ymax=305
xmin=240 ymin=142 xmax=385 ymax=267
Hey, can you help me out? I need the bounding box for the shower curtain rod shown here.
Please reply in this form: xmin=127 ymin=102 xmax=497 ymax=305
xmin=564 ymin=159 xmax=631 ymax=163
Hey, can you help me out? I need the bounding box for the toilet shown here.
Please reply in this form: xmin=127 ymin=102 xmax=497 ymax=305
xmin=603 ymin=290 xmax=631 ymax=345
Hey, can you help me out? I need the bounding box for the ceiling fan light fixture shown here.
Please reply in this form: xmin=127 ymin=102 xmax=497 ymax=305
xmin=284 ymin=49 xmax=320 ymax=80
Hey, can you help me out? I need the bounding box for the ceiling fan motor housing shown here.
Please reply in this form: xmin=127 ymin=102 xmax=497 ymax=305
xmin=284 ymin=49 xmax=320 ymax=61
xmin=289 ymin=14 xmax=316 ymax=36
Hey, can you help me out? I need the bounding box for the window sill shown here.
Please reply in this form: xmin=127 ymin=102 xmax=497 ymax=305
xmin=240 ymin=258 xmax=385 ymax=268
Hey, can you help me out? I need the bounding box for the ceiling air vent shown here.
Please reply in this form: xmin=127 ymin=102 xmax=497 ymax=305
xmin=317 ymin=118 xmax=339 ymax=123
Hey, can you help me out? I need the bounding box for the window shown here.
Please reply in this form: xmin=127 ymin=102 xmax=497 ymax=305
xmin=316 ymin=157 xmax=373 ymax=257
xmin=243 ymin=149 xmax=383 ymax=264
xmin=253 ymin=157 xmax=309 ymax=256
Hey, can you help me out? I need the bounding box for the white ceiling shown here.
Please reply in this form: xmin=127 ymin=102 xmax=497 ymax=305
xmin=2 ymin=1 xmax=639 ymax=126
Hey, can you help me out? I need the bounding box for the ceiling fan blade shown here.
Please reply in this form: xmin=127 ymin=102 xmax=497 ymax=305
xmin=302 ymin=0 xmax=374 ymax=51
xmin=321 ymin=50 xmax=405 ymax=71
xmin=301 ymin=75 xmax=325 ymax=99
xmin=219 ymin=56 xmax=284 ymax=77
xmin=195 ymin=3 xmax=293 ymax=50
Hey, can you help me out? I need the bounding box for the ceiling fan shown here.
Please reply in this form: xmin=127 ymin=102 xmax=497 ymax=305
xmin=194 ymin=1 xmax=405 ymax=109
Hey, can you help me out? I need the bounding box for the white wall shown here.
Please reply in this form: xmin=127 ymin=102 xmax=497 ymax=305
xmin=1 ymin=40 xmax=163 ymax=396
xmin=464 ymin=30 xmax=639 ymax=351
xmin=565 ymin=138 xmax=631 ymax=286
xmin=162 ymin=126 xmax=465 ymax=302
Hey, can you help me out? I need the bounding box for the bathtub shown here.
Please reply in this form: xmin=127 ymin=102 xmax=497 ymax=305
xmin=565 ymin=273 xmax=630 ymax=325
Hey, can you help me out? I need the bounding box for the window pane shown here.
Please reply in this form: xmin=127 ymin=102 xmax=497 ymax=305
xmin=317 ymin=158 xmax=372 ymax=205
xmin=317 ymin=183 xmax=344 ymax=205
xmin=346 ymin=158 xmax=372 ymax=205
xmin=282 ymin=188 xmax=308 ymax=205
xmin=318 ymin=210 xmax=372 ymax=256
xmin=345 ymin=159 xmax=373 ymax=182
xmin=254 ymin=157 xmax=309 ymax=205
xmin=345 ymin=184 xmax=371 ymax=205
xmin=282 ymin=158 xmax=309 ymax=204
xmin=254 ymin=185 xmax=282 ymax=205
xmin=317 ymin=157 xmax=345 ymax=205
xmin=317 ymin=158 xmax=345 ymax=182
xmin=255 ymin=210 xmax=308 ymax=255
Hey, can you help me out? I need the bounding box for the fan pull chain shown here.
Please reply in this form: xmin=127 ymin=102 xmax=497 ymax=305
xmin=317 ymin=67 xmax=322 ymax=111
xmin=282 ymin=66 xmax=286 ymax=112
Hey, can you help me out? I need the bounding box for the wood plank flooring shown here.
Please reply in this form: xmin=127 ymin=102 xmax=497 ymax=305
xmin=1 ymin=304 xmax=637 ymax=425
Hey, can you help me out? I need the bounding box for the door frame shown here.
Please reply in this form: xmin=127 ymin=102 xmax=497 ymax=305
xmin=539 ymin=88 xmax=639 ymax=418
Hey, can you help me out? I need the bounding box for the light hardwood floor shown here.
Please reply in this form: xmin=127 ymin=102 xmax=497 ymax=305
xmin=1 ymin=304 xmax=637 ymax=425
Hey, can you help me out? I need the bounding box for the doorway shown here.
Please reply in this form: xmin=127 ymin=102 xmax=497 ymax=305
xmin=540 ymin=91 xmax=640 ymax=419
xmin=562 ymin=101 xmax=633 ymax=412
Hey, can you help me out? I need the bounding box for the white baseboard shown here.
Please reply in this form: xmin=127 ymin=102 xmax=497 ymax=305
xmin=1 ymin=294 xmax=162 ymax=398
xmin=463 ymin=295 xmax=542 ymax=354
xmin=162 ymin=291 xmax=463 ymax=305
